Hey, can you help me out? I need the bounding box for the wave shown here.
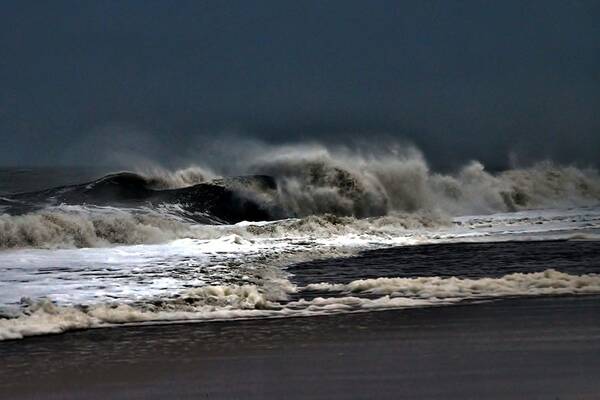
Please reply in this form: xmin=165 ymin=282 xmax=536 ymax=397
xmin=0 ymin=206 xmax=197 ymax=249
xmin=3 ymin=172 xmax=279 ymax=224
xmin=6 ymin=145 xmax=600 ymax=221
xmin=0 ymin=205 xmax=447 ymax=249
xmin=2 ymin=269 xmax=599 ymax=340
xmin=1 ymin=144 xmax=599 ymax=249
xmin=247 ymin=145 xmax=600 ymax=217
xmin=133 ymin=166 xmax=216 ymax=189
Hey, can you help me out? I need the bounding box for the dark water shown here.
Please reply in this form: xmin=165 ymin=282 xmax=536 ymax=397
xmin=288 ymin=240 xmax=600 ymax=289
xmin=0 ymin=167 xmax=280 ymax=223
xmin=0 ymin=167 xmax=109 ymax=195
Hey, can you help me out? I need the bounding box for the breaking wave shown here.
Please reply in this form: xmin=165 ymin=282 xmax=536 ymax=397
xmin=135 ymin=166 xmax=216 ymax=189
xmin=0 ymin=206 xmax=196 ymax=249
xmin=247 ymin=145 xmax=600 ymax=217
xmin=1 ymin=144 xmax=599 ymax=249
xmin=0 ymin=206 xmax=447 ymax=249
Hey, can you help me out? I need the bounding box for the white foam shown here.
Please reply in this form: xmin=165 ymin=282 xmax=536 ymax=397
xmin=248 ymin=145 xmax=600 ymax=217
xmin=305 ymin=269 xmax=600 ymax=299
xmin=2 ymin=270 xmax=600 ymax=341
xmin=1 ymin=206 xmax=599 ymax=309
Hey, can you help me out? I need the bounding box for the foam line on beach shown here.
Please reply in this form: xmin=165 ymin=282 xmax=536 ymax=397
xmin=305 ymin=269 xmax=600 ymax=298
xmin=2 ymin=269 xmax=600 ymax=341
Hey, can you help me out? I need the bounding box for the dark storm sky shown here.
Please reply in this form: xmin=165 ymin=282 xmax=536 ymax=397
xmin=1 ymin=1 xmax=599 ymax=169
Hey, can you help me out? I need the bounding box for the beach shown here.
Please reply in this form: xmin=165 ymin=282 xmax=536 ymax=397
xmin=2 ymin=295 xmax=599 ymax=400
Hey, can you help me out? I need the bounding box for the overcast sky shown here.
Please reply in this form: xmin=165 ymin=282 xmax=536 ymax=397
xmin=1 ymin=1 xmax=599 ymax=169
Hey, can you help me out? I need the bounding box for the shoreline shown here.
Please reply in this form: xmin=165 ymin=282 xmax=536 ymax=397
xmin=2 ymin=295 xmax=600 ymax=399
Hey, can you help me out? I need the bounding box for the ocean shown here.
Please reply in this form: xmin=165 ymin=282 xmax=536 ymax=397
xmin=1 ymin=152 xmax=600 ymax=398
xmin=0 ymin=149 xmax=599 ymax=341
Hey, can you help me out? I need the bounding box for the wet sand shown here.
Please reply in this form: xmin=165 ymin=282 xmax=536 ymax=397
xmin=1 ymin=296 xmax=600 ymax=399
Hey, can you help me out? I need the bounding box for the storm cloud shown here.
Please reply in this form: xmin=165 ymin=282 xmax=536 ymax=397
xmin=1 ymin=1 xmax=599 ymax=169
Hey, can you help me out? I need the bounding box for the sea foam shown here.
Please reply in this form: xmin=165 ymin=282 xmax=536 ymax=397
xmin=2 ymin=269 xmax=600 ymax=341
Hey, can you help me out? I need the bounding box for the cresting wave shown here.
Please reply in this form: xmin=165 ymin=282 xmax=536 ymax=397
xmin=0 ymin=144 xmax=599 ymax=249
xmin=0 ymin=205 xmax=447 ymax=249
xmin=0 ymin=206 xmax=196 ymax=249
xmin=2 ymin=204 xmax=597 ymax=250
xmin=247 ymin=145 xmax=600 ymax=217
xmin=1 ymin=269 xmax=599 ymax=340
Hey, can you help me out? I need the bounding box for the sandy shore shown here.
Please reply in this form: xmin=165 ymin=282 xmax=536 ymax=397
xmin=1 ymin=296 xmax=600 ymax=399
